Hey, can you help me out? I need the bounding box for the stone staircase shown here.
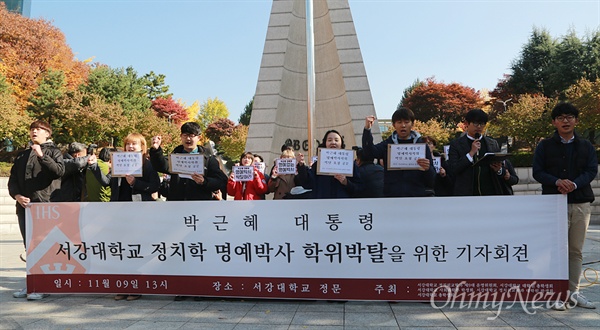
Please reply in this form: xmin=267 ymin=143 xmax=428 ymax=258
xmin=1 ymin=169 xmax=599 ymax=234
xmin=0 ymin=177 xmax=19 ymax=234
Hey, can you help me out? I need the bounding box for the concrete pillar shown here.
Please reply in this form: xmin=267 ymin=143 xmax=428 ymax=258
xmin=246 ymin=0 xmax=380 ymax=167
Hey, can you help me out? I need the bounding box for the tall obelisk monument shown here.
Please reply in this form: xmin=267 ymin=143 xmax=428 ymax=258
xmin=246 ymin=0 xmax=381 ymax=166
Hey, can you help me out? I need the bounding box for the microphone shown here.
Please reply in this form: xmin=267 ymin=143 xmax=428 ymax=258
xmin=474 ymin=133 xmax=481 ymax=158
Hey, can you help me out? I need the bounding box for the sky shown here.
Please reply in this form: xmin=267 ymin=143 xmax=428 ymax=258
xmin=28 ymin=0 xmax=600 ymax=122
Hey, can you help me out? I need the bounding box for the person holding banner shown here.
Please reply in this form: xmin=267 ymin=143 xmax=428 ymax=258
xmin=533 ymin=102 xmax=597 ymax=310
xmin=149 ymin=122 xmax=227 ymax=202
xmin=447 ymin=109 xmax=508 ymax=196
xmin=227 ymin=151 xmax=268 ymax=200
xmin=362 ymin=108 xmax=435 ymax=197
xmin=296 ymin=130 xmax=363 ymax=199
xmin=9 ymin=120 xmax=65 ymax=300
xmin=88 ymin=133 xmax=159 ymax=301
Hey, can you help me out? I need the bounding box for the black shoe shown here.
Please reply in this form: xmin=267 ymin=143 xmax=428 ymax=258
xmin=174 ymin=295 xmax=188 ymax=301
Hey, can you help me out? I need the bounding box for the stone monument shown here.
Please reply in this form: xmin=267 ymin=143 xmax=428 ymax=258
xmin=245 ymin=0 xmax=381 ymax=166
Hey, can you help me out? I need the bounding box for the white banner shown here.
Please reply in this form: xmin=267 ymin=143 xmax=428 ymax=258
xmin=24 ymin=195 xmax=568 ymax=300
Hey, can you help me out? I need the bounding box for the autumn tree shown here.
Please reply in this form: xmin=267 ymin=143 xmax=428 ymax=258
xmin=412 ymin=119 xmax=453 ymax=147
xmin=125 ymin=110 xmax=181 ymax=153
xmin=204 ymin=118 xmax=236 ymax=144
xmin=151 ymin=97 xmax=188 ymax=126
xmin=219 ymin=124 xmax=248 ymax=162
xmin=488 ymin=94 xmax=554 ymax=152
xmin=197 ymin=97 xmax=230 ymax=132
xmin=565 ymin=78 xmax=600 ymax=143
xmin=53 ymin=90 xmax=127 ymax=145
xmin=0 ymin=75 xmax=30 ymax=147
xmin=400 ymin=78 xmax=482 ymax=128
xmin=183 ymin=100 xmax=200 ymax=123
xmin=238 ymin=98 xmax=253 ymax=125
xmin=0 ymin=4 xmax=88 ymax=109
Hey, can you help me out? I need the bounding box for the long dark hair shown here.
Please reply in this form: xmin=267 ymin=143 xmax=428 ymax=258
xmin=318 ymin=130 xmax=345 ymax=149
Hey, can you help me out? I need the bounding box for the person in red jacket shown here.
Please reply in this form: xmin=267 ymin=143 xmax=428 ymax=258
xmin=227 ymin=151 xmax=268 ymax=200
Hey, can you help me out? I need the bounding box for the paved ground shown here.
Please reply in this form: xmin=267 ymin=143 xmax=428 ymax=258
xmin=1 ymin=226 xmax=599 ymax=330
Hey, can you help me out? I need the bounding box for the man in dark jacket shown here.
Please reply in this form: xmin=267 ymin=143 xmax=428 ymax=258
xmin=354 ymin=147 xmax=384 ymax=198
xmin=448 ymin=109 xmax=510 ymax=196
xmin=55 ymin=142 xmax=89 ymax=202
xmin=533 ymin=102 xmax=597 ymax=310
xmin=149 ymin=122 xmax=227 ymax=201
xmin=8 ymin=120 xmax=64 ymax=300
xmin=362 ymin=108 xmax=435 ymax=197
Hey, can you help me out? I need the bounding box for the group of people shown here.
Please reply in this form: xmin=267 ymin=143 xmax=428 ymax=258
xmin=7 ymin=102 xmax=597 ymax=310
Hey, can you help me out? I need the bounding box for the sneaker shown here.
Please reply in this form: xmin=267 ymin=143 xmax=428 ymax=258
xmin=114 ymin=294 xmax=127 ymax=301
xmin=573 ymin=292 xmax=596 ymax=309
xmin=13 ymin=288 xmax=27 ymax=298
xmin=550 ymin=301 xmax=567 ymax=311
xmin=126 ymin=295 xmax=141 ymax=301
xmin=27 ymin=293 xmax=49 ymax=300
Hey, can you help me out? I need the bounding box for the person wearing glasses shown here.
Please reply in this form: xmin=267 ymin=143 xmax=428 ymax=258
xmin=447 ymin=109 xmax=509 ymax=196
xmin=533 ymin=102 xmax=597 ymax=311
xmin=149 ymin=122 xmax=227 ymax=202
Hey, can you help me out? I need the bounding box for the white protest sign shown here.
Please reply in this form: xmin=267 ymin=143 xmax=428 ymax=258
xmin=253 ymin=162 xmax=266 ymax=174
xmin=387 ymin=144 xmax=426 ymax=170
xmin=276 ymin=158 xmax=297 ymax=175
xmin=433 ymin=156 xmax=442 ymax=173
xmin=316 ymin=148 xmax=354 ymax=176
xmin=169 ymin=154 xmax=204 ymax=175
xmin=233 ymin=166 xmax=254 ymax=182
xmin=110 ymin=152 xmax=143 ymax=177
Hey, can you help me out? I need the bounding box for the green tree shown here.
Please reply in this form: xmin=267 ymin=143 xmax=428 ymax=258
xmin=26 ymin=69 xmax=67 ymax=128
xmin=238 ymin=98 xmax=253 ymax=125
xmin=399 ymin=79 xmax=423 ymax=106
xmin=142 ymin=71 xmax=171 ymax=100
xmin=582 ymin=30 xmax=600 ymax=82
xmin=197 ymin=97 xmax=230 ymax=132
xmin=506 ymin=28 xmax=557 ymax=97
xmin=81 ymin=65 xmax=151 ymax=115
xmin=546 ymin=29 xmax=586 ymax=97
xmin=488 ymin=94 xmax=554 ymax=152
